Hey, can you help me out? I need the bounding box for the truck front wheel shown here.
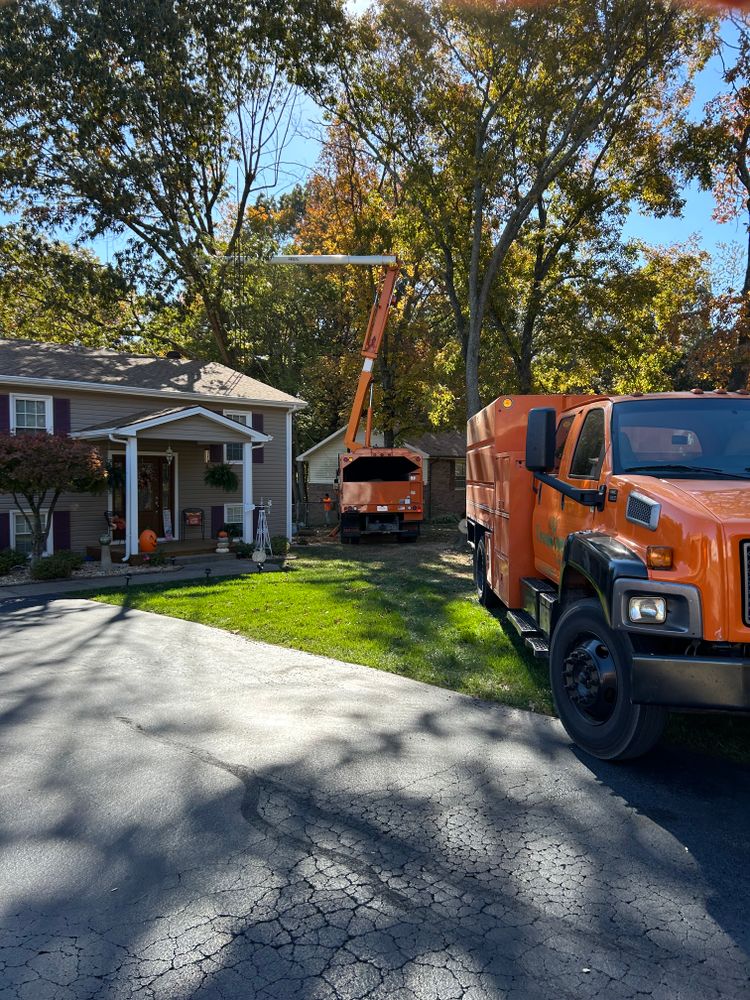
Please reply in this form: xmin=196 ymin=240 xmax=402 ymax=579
xmin=549 ymin=599 xmax=667 ymax=760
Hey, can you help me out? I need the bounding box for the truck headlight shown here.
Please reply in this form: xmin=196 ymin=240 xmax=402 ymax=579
xmin=628 ymin=596 xmax=667 ymax=624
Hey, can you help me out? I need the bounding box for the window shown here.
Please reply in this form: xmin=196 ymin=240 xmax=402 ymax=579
xmin=224 ymin=504 xmax=244 ymax=538
xmin=554 ymin=416 xmax=575 ymax=473
xmin=570 ymin=409 xmax=606 ymax=480
xmin=12 ymin=510 xmax=51 ymax=557
xmin=223 ymin=411 xmax=251 ymax=463
xmin=454 ymin=459 xmax=466 ymax=489
xmin=11 ymin=394 xmax=52 ymax=435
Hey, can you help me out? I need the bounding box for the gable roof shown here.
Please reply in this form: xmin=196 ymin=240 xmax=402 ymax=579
xmin=297 ymin=425 xmax=464 ymax=461
xmin=0 ymin=338 xmax=305 ymax=409
xmin=73 ymin=404 xmax=271 ymax=441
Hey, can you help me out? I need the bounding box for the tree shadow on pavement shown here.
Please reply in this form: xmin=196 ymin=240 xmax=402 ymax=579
xmin=0 ymin=598 xmax=748 ymax=1000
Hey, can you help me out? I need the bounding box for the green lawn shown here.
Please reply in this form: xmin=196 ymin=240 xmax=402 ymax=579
xmin=88 ymin=532 xmax=750 ymax=763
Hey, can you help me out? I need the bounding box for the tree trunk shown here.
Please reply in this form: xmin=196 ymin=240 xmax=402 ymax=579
xmin=465 ymin=312 xmax=483 ymax=419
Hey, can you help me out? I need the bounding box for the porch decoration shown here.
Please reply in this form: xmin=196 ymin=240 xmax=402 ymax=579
xmin=139 ymin=528 xmax=158 ymax=553
xmin=99 ymin=531 xmax=113 ymax=571
xmin=252 ymin=499 xmax=273 ymax=566
xmin=215 ymin=530 xmax=230 ymax=555
xmin=204 ymin=462 xmax=239 ymax=492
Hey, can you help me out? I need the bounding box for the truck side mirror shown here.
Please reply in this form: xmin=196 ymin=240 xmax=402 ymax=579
xmin=526 ymin=408 xmax=557 ymax=472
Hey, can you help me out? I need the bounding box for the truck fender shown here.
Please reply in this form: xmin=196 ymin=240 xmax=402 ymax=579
xmin=560 ymin=532 xmax=648 ymax=626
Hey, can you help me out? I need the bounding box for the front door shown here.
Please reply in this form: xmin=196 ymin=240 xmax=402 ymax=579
xmin=111 ymin=454 xmax=175 ymax=540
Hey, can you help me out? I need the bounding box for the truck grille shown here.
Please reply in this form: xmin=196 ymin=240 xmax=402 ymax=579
xmin=742 ymin=540 xmax=750 ymax=626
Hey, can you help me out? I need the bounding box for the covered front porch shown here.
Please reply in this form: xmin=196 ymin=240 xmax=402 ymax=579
xmin=73 ymin=405 xmax=270 ymax=561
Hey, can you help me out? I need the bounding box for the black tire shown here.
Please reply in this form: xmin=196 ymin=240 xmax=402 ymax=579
xmin=549 ymin=598 xmax=667 ymax=760
xmin=473 ymin=536 xmax=497 ymax=607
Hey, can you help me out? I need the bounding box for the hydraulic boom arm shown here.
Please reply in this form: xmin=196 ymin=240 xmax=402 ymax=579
xmin=268 ymin=254 xmax=401 ymax=452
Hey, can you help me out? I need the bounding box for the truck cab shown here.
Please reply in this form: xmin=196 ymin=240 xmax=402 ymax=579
xmin=467 ymin=392 xmax=750 ymax=760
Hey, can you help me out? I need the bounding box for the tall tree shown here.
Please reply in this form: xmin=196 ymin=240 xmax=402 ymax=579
xmin=335 ymin=0 xmax=711 ymax=416
xmin=0 ymin=0 xmax=346 ymax=365
xmin=680 ymin=13 xmax=750 ymax=387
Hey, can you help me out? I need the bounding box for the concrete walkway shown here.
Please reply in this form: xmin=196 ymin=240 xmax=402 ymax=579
xmin=0 ymin=557 xmax=281 ymax=602
xmin=0 ymin=598 xmax=748 ymax=999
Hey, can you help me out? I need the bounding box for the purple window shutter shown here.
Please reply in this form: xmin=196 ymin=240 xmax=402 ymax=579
xmin=252 ymin=506 xmax=259 ymax=540
xmin=0 ymin=395 xmax=9 ymax=433
xmin=53 ymin=398 xmax=71 ymax=435
xmin=252 ymin=413 xmax=264 ymax=464
xmin=209 ymin=444 xmax=223 ymax=463
xmin=52 ymin=510 xmax=71 ymax=552
xmin=211 ymin=505 xmax=224 ymax=538
xmin=0 ymin=513 xmax=9 ymax=549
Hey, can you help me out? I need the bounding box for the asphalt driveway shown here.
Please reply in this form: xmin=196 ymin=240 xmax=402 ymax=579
xmin=0 ymin=597 xmax=748 ymax=1000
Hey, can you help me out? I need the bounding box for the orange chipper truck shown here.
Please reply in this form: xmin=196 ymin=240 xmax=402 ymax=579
xmin=467 ymin=392 xmax=750 ymax=760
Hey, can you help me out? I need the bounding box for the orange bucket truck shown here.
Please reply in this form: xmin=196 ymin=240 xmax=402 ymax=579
xmin=467 ymin=391 xmax=750 ymax=759
xmin=271 ymin=254 xmax=424 ymax=543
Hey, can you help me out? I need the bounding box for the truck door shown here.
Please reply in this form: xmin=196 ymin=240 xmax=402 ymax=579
xmin=533 ymin=414 xmax=575 ymax=580
xmin=533 ymin=408 xmax=608 ymax=580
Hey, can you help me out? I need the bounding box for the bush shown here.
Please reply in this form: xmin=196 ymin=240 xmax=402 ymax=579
xmin=144 ymin=548 xmax=168 ymax=567
xmin=271 ymin=535 xmax=289 ymax=556
xmin=30 ymin=550 xmax=84 ymax=581
xmin=0 ymin=548 xmax=28 ymax=575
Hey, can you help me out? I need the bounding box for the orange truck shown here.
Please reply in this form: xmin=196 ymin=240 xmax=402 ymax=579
xmin=467 ymin=391 xmax=750 ymax=760
xmin=336 ymin=259 xmax=424 ymax=543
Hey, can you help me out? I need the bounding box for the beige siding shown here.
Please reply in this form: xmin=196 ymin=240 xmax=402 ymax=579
xmin=306 ymin=429 xmax=384 ymax=484
xmin=0 ymin=384 xmax=291 ymax=550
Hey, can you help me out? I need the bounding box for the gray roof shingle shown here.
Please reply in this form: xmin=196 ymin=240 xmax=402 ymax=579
xmin=406 ymin=430 xmax=465 ymax=458
xmin=0 ymin=338 xmax=304 ymax=407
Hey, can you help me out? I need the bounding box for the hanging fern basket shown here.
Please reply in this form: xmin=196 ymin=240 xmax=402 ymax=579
xmin=204 ymin=462 xmax=239 ymax=492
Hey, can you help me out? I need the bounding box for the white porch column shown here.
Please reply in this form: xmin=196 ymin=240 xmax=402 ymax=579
xmin=125 ymin=434 xmax=139 ymax=560
xmin=286 ymin=410 xmax=293 ymax=540
xmin=242 ymin=441 xmax=254 ymax=543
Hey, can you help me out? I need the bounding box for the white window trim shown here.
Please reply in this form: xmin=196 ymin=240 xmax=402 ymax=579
xmin=11 ymin=509 xmax=53 ymax=556
xmin=223 ymin=410 xmax=253 ymax=464
xmin=223 ymin=503 xmax=245 ymax=539
xmin=10 ymin=393 xmax=53 ymax=434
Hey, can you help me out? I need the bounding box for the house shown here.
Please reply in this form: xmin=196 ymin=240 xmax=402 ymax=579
xmin=297 ymin=427 xmax=465 ymax=525
xmin=0 ymin=339 xmax=305 ymax=559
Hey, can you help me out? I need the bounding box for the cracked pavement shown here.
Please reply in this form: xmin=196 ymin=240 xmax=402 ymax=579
xmin=0 ymin=597 xmax=748 ymax=999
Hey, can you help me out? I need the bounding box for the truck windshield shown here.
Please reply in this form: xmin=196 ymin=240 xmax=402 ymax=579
xmin=612 ymin=398 xmax=750 ymax=479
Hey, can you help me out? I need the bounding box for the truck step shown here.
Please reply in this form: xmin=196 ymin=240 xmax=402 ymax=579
xmin=506 ymin=609 xmax=541 ymax=638
xmin=524 ymin=636 xmax=550 ymax=659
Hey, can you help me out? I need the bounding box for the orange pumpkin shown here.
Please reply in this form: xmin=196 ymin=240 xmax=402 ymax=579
xmin=139 ymin=529 xmax=158 ymax=553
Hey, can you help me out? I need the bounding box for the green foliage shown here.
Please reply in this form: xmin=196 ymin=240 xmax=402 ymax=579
xmin=0 ymin=548 xmax=27 ymax=575
xmin=144 ymin=548 xmax=168 ymax=567
xmin=271 ymin=535 xmax=290 ymax=556
xmin=203 ymin=463 xmax=239 ymax=492
xmin=0 ymin=0 xmax=347 ymax=363
xmin=0 ymin=226 xmax=141 ymax=347
xmin=29 ymin=550 xmax=83 ymax=581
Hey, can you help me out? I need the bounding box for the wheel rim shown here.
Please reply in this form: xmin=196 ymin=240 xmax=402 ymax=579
xmin=561 ymin=633 xmax=618 ymax=725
